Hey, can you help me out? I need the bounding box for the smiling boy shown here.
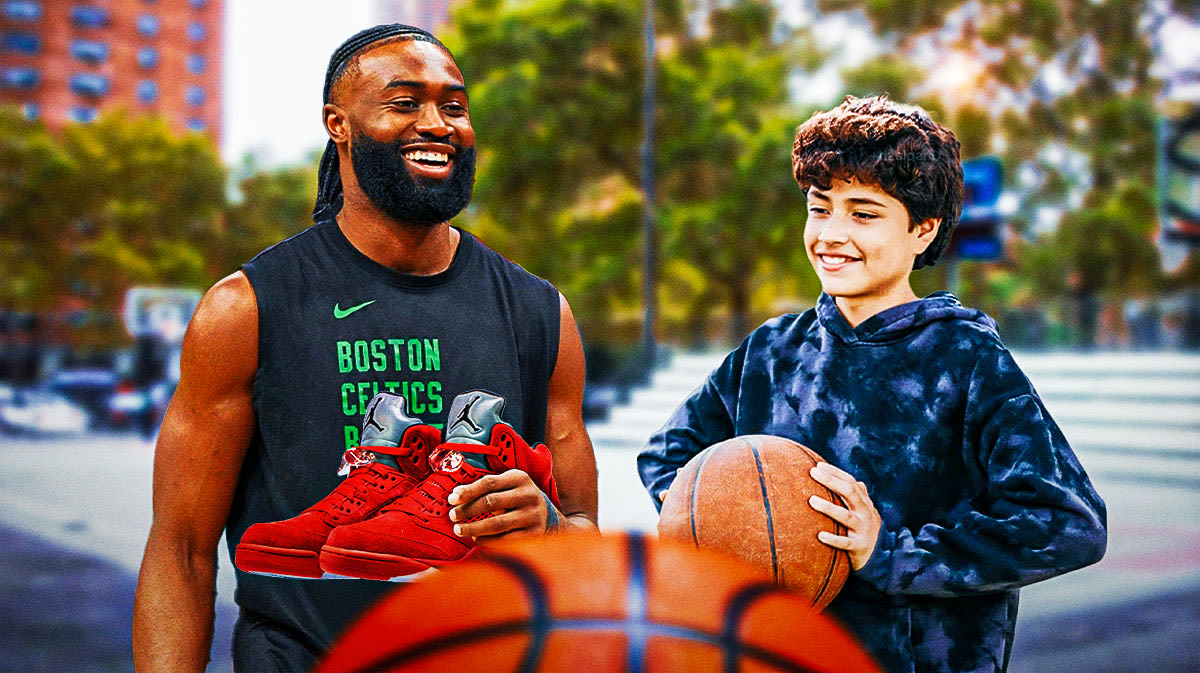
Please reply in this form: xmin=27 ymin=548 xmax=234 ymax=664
xmin=637 ymin=95 xmax=1107 ymax=673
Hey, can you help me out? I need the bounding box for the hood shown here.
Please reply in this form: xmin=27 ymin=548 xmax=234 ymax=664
xmin=816 ymin=291 xmax=997 ymax=344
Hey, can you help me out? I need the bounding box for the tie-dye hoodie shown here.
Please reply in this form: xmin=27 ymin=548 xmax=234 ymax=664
xmin=638 ymin=291 xmax=1107 ymax=673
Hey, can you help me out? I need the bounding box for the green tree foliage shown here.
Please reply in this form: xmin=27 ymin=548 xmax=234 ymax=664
xmin=0 ymin=108 xmax=225 ymax=346
xmin=221 ymin=158 xmax=319 ymax=276
xmin=445 ymin=0 xmax=819 ymax=346
xmin=818 ymin=0 xmax=1191 ymax=345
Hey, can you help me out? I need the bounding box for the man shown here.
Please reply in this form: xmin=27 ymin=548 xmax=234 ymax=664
xmin=133 ymin=25 xmax=598 ymax=672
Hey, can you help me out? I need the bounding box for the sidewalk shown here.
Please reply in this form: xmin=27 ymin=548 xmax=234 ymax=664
xmin=0 ymin=523 xmax=237 ymax=673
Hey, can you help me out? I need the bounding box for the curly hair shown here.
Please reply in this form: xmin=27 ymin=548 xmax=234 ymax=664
xmin=792 ymin=95 xmax=963 ymax=269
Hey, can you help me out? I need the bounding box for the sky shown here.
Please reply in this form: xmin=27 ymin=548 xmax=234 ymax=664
xmin=221 ymin=1 xmax=375 ymax=167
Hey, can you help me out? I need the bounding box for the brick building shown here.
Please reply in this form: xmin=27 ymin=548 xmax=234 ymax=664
xmin=0 ymin=0 xmax=222 ymax=144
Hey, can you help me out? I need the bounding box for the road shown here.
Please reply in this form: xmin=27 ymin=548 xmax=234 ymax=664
xmin=1 ymin=429 xmax=1198 ymax=672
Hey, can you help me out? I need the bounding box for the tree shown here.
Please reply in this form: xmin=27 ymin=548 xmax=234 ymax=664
xmin=444 ymin=0 xmax=823 ymax=348
xmin=220 ymin=156 xmax=319 ymax=276
xmin=657 ymin=2 xmax=820 ymax=344
xmin=0 ymin=107 xmax=225 ymax=347
xmin=818 ymin=0 xmax=1189 ymax=346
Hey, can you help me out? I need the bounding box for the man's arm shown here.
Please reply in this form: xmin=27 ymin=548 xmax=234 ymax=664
xmin=448 ymin=292 xmax=599 ymax=536
xmin=133 ymin=272 xmax=258 ymax=672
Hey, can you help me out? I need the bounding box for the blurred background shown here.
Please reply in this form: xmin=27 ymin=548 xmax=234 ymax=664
xmin=1 ymin=0 xmax=1198 ymax=672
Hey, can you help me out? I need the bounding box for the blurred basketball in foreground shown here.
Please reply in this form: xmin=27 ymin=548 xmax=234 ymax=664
xmin=658 ymin=435 xmax=851 ymax=609
xmin=313 ymin=531 xmax=880 ymax=673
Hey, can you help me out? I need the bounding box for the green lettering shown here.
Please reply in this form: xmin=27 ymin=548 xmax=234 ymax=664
xmin=356 ymin=381 xmax=375 ymax=411
xmin=344 ymin=425 xmax=359 ymax=451
xmin=427 ymin=381 xmax=443 ymax=415
xmin=383 ymin=381 xmax=400 ymax=393
xmin=406 ymin=339 xmax=423 ymax=372
xmin=336 ymin=341 xmax=353 ymax=373
xmin=388 ymin=339 xmax=405 ymax=371
xmin=370 ymin=339 xmax=388 ymax=372
xmin=410 ymin=381 xmax=426 ymax=414
xmin=424 ymin=339 xmax=440 ymax=371
xmin=341 ymin=382 xmax=357 ymax=415
xmin=353 ymin=340 xmax=370 ymax=373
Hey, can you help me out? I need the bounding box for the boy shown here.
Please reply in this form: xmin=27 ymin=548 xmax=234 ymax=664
xmin=637 ymin=95 xmax=1106 ymax=673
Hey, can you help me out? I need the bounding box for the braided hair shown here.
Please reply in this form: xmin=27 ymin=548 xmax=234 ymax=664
xmin=313 ymin=24 xmax=453 ymax=222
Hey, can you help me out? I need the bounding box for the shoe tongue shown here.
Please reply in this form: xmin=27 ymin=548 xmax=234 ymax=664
xmin=444 ymin=391 xmax=505 ymax=444
xmin=361 ymin=392 xmax=424 ymax=468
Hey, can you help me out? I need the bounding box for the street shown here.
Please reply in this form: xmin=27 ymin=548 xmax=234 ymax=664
xmin=1 ymin=422 xmax=1198 ymax=672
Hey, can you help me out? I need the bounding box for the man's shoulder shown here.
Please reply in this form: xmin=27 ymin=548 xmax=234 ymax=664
xmin=465 ymin=230 xmax=558 ymax=293
xmin=244 ymin=224 xmax=323 ymax=268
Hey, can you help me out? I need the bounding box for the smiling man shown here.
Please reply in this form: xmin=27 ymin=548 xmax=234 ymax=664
xmin=133 ymin=25 xmax=597 ymax=673
xmin=638 ymin=95 xmax=1106 ymax=673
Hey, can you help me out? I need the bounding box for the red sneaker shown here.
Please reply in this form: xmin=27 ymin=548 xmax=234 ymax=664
xmin=234 ymin=393 xmax=440 ymax=578
xmin=318 ymin=391 xmax=559 ymax=580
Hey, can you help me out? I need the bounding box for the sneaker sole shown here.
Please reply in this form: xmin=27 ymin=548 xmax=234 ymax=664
xmin=318 ymin=545 xmax=477 ymax=581
xmin=234 ymin=543 xmax=323 ymax=579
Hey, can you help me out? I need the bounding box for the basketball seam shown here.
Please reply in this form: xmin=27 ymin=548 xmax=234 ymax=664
xmin=341 ymin=550 xmax=828 ymax=673
xmin=811 ymin=484 xmax=846 ymax=608
xmin=688 ymin=447 xmax=714 ymax=547
xmin=748 ymin=438 xmax=780 ymax=583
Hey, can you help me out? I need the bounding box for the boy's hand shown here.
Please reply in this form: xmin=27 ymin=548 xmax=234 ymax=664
xmin=808 ymin=462 xmax=882 ymax=571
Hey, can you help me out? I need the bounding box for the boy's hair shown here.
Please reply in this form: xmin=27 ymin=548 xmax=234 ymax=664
xmin=792 ymin=95 xmax=963 ymax=269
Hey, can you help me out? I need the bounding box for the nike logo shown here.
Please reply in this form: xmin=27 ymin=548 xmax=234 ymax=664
xmin=333 ymin=300 xmax=376 ymax=319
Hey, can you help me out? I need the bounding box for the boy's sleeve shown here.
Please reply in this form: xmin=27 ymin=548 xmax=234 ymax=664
xmin=855 ymin=349 xmax=1108 ymax=597
xmin=636 ymin=345 xmax=747 ymax=512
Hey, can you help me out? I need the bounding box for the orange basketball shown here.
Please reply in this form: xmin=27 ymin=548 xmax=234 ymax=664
xmin=658 ymin=435 xmax=851 ymax=610
xmin=313 ymin=531 xmax=880 ymax=673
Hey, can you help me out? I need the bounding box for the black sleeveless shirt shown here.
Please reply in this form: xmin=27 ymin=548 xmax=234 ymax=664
xmin=228 ymin=218 xmax=560 ymax=649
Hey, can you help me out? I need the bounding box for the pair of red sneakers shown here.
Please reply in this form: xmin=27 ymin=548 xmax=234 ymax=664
xmin=234 ymin=391 xmax=559 ymax=581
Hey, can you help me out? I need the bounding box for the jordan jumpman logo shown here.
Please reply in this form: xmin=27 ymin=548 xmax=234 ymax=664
xmin=364 ymin=396 xmax=388 ymax=433
xmin=450 ymin=394 xmax=482 ymax=433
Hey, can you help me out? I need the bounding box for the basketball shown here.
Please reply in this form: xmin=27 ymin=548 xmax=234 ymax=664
xmin=313 ymin=531 xmax=881 ymax=673
xmin=657 ymin=435 xmax=851 ymax=610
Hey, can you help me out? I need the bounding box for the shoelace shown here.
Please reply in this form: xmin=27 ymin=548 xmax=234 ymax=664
xmin=315 ymin=464 xmax=406 ymax=522
xmin=384 ymin=472 xmax=458 ymax=523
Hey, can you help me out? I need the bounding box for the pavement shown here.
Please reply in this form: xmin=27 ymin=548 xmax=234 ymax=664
xmin=1 ymin=428 xmax=1198 ymax=672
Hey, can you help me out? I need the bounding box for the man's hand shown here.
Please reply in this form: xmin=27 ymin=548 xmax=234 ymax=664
xmin=808 ymin=462 xmax=882 ymax=571
xmin=447 ymin=469 xmax=560 ymax=541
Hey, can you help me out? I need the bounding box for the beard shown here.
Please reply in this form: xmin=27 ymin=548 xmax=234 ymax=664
xmin=349 ymin=132 xmax=476 ymax=226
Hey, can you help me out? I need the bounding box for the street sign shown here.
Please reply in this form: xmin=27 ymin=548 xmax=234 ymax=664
xmin=951 ymin=155 xmax=1004 ymax=261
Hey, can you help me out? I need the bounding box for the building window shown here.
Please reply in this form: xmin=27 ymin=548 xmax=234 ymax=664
xmin=186 ymin=54 xmax=205 ymax=74
xmin=69 ymin=106 xmax=98 ymax=123
xmin=185 ymin=85 xmax=205 ymax=106
xmin=137 ymin=13 xmax=159 ymax=37
xmin=21 ymin=101 xmax=39 ymax=120
xmin=187 ymin=118 xmax=206 ymax=132
xmin=2 ymin=31 xmax=40 ymax=54
xmin=1 ymin=66 xmax=39 ymax=89
xmin=3 ymin=1 xmax=42 ymax=21
xmin=70 ymin=6 xmax=109 ymax=28
xmin=136 ymin=80 xmax=157 ymax=103
xmin=186 ymin=22 xmax=205 ymax=41
xmin=70 ymin=39 xmax=108 ymax=64
xmin=137 ymin=47 xmax=158 ymax=69
xmin=70 ymin=72 xmax=109 ymax=97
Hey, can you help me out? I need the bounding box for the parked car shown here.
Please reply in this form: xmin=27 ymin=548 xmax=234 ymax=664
xmin=48 ymin=368 xmax=118 ymax=429
xmin=0 ymin=387 xmax=90 ymax=436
